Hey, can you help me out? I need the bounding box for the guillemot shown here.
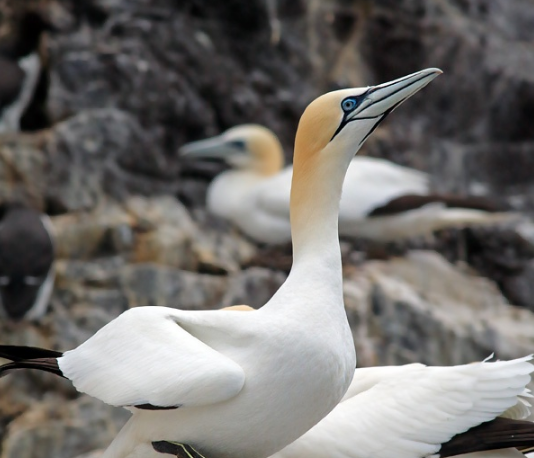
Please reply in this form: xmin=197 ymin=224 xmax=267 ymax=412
xmin=0 ymin=203 xmax=55 ymax=320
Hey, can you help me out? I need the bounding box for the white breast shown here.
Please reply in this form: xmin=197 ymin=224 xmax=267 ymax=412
xmin=207 ymin=170 xmax=292 ymax=244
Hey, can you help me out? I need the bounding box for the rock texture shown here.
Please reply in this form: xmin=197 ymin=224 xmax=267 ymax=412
xmin=0 ymin=0 xmax=534 ymax=457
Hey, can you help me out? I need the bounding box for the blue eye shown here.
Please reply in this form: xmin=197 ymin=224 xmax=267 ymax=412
xmin=341 ymin=98 xmax=358 ymax=112
xmin=228 ymin=140 xmax=246 ymax=150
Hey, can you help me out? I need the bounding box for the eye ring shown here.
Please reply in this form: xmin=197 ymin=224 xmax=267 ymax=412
xmin=341 ymin=98 xmax=358 ymax=113
xmin=227 ymin=140 xmax=246 ymax=150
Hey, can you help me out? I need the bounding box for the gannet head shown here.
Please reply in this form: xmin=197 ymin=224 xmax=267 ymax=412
xmin=179 ymin=124 xmax=284 ymax=176
xmin=294 ymin=68 xmax=442 ymax=165
xmin=290 ymin=68 xmax=442 ymax=255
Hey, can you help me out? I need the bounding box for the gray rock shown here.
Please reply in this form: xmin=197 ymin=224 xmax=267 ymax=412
xmin=359 ymin=0 xmax=534 ymax=213
xmin=118 ymin=263 xmax=228 ymax=309
xmin=344 ymin=250 xmax=534 ymax=367
xmin=0 ymin=133 xmax=48 ymax=210
xmin=51 ymin=196 xmax=256 ymax=274
xmin=72 ymin=451 xmax=103 ymax=458
xmin=431 ymin=140 xmax=534 ymax=214
xmin=1 ymin=396 xmax=128 ymax=458
xmin=51 ymin=202 xmax=133 ymax=260
xmin=222 ymin=267 xmax=287 ymax=309
xmin=46 ymin=0 xmax=316 ymax=162
xmin=45 ymin=109 xmax=178 ymax=212
xmin=502 ymin=260 xmax=534 ymax=313
xmin=190 ymin=209 xmax=257 ymax=275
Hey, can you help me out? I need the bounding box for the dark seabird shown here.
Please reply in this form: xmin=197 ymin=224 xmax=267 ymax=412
xmin=0 ymin=11 xmax=50 ymax=134
xmin=0 ymin=203 xmax=55 ymax=320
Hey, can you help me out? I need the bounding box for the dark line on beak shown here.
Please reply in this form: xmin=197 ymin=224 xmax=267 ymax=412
xmin=358 ymin=99 xmax=404 ymax=146
xmin=367 ymin=72 xmax=431 ymax=106
xmin=330 ymin=72 xmax=431 ymax=143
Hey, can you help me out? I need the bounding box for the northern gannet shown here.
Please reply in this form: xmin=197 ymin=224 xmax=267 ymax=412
xmin=0 ymin=203 xmax=55 ymax=320
xmin=0 ymin=68 xmax=441 ymax=458
xmin=271 ymin=358 xmax=534 ymax=458
xmin=64 ymin=354 xmax=534 ymax=458
xmin=180 ymin=127 xmax=512 ymax=244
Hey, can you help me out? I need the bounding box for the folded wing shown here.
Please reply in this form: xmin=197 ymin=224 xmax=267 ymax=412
xmin=58 ymin=306 xmax=246 ymax=409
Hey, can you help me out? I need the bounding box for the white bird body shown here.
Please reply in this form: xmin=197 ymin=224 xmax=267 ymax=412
xmin=208 ymin=167 xmax=293 ymax=243
xmin=207 ymin=157 xmax=429 ymax=244
xmin=183 ymin=126 xmax=513 ymax=244
xmin=272 ymin=357 xmax=534 ymax=458
xmin=61 ymin=280 xmax=355 ymax=458
xmin=0 ymin=69 xmax=443 ymax=457
xmin=69 ymin=357 xmax=534 ymax=458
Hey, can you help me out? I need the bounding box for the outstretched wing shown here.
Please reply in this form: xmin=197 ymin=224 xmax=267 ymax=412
xmin=275 ymin=356 xmax=533 ymax=458
xmin=58 ymin=306 xmax=245 ymax=409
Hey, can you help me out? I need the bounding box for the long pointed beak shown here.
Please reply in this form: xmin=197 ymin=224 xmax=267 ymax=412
xmin=179 ymin=135 xmax=235 ymax=159
xmin=352 ymin=68 xmax=442 ymax=120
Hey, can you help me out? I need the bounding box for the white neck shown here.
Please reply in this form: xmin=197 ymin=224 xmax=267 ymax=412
xmin=290 ymin=154 xmax=347 ymax=269
xmin=266 ymin=144 xmax=351 ymax=312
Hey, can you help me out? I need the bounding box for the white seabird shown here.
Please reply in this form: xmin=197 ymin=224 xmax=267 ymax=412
xmin=180 ymin=125 xmax=514 ymax=244
xmin=45 ymin=350 xmax=534 ymax=458
xmin=0 ymin=68 xmax=441 ymax=458
xmin=0 ymin=203 xmax=55 ymax=320
xmin=271 ymin=358 xmax=534 ymax=458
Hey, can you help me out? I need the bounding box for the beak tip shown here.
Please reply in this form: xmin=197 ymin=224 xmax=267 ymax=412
xmin=427 ymin=67 xmax=443 ymax=77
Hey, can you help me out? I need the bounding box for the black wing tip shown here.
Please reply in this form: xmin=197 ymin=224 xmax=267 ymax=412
xmin=134 ymin=403 xmax=181 ymax=411
xmin=0 ymin=345 xmax=64 ymax=379
xmin=0 ymin=358 xmax=63 ymax=378
xmin=0 ymin=345 xmax=63 ymax=362
xmin=440 ymin=417 xmax=534 ymax=457
xmin=369 ymin=194 xmax=505 ymax=217
xmin=152 ymin=442 xmax=206 ymax=458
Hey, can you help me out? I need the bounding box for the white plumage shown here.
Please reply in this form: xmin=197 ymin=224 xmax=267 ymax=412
xmin=60 ymin=307 xmax=246 ymax=408
xmin=60 ymin=302 xmax=356 ymax=458
xmin=181 ymin=125 xmax=514 ymax=243
xmin=68 ymin=356 xmax=534 ymax=458
xmin=272 ymin=356 xmax=534 ymax=458
xmin=1 ymin=66 xmax=444 ymax=458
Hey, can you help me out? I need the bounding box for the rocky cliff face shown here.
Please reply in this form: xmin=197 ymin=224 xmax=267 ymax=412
xmin=1 ymin=0 xmax=534 ymax=457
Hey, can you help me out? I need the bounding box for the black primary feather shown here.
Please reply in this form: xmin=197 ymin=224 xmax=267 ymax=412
xmin=369 ymin=194 xmax=506 ymax=217
xmin=440 ymin=417 xmax=534 ymax=457
xmin=0 ymin=344 xmax=64 ymax=378
xmin=0 ymin=344 xmax=62 ymax=362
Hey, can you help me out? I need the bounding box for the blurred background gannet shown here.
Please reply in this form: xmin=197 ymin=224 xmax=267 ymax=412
xmin=0 ymin=203 xmax=55 ymax=321
xmin=180 ymin=125 xmax=514 ymax=244
xmin=0 ymin=67 xmax=444 ymax=458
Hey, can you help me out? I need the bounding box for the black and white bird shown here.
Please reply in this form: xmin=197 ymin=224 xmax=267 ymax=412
xmin=0 ymin=203 xmax=55 ymax=320
xmin=0 ymin=69 xmax=440 ymax=458
xmin=180 ymin=125 xmax=516 ymax=243
xmin=0 ymin=11 xmax=49 ymax=134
